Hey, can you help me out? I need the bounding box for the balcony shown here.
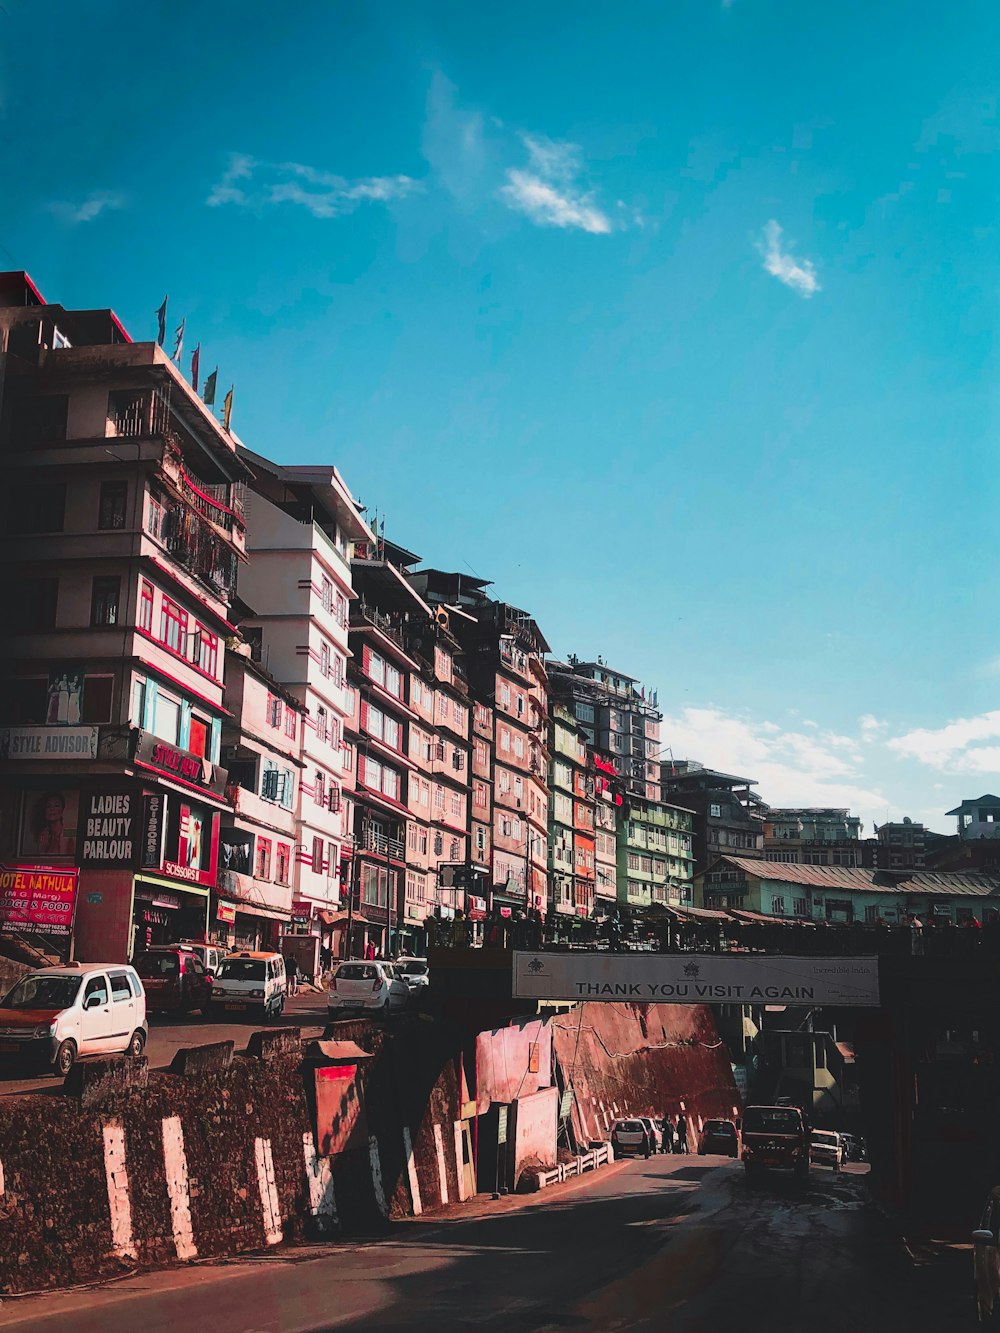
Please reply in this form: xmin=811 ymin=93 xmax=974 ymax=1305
xmin=361 ymin=826 xmax=405 ymax=860
xmin=146 ymin=496 xmax=239 ymax=598
xmin=351 ymin=599 xmax=408 ymax=651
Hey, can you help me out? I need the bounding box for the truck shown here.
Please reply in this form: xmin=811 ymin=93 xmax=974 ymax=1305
xmin=741 ymin=1103 xmax=809 ymax=1183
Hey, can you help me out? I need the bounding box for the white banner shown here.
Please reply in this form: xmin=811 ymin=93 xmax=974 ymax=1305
xmin=512 ymin=951 xmax=880 ymax=1007
xmin=1 ymin=725 xmax=99 ymax=760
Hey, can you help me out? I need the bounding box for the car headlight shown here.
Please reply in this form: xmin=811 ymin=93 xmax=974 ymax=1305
xmin=251 ymin=989 xmax=265 ymax=998
xmin=32 ymin=1022 xmax=55 ymax=1039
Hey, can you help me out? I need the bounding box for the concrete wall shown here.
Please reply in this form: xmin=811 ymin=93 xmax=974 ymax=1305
xmin=475 ymin=1018 xmax=553 ymax=1111
xmin=510 ymin=1086 xmax=559 ymax=1186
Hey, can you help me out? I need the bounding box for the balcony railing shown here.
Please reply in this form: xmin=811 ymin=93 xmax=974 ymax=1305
xmin=361 ymin=826 xmax=405 ymax=859
xmin=351 ymin=599 xmax=407 ymax=650
xmin=177 ymin=470 xmax=245 ymax=535
xmin=146 ymin=498 xmax=238 ymax=598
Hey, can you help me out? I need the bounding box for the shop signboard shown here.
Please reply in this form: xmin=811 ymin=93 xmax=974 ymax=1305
xmin=79 ymin=789 xmax=138 ymax=866
xmin=1 ymin=725 xmax=99 ymax=760
xmin=512 ymin=951 xmax=881 ymax=1008
xmin=141 ymin=794 xmax=165 ymax=869
xmin=133 ymin=732 xmax=228 ymax=797
xmin=217 ymin=902 xmax=236 ymax=924
xmin=0 ymin=866 xmax=77 ymax=935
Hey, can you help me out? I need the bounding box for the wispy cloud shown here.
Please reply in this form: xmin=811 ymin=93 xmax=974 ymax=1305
xmin=49 ymin=190 xmax=125 ymax=225
xmin=662 ymin=705 xmax=884 ymax=828
xmin=499 ymin=134 xmax=613 ymax=235
xmin=757 ymin=219 xmax=820 ymax=297
xmin=207 ymin=154 xmax=422 ymax=218
xmin=888 ymin=711 xmax=1000 ymax=773
xmin=859 ymin=714 xmax=889 ymax=740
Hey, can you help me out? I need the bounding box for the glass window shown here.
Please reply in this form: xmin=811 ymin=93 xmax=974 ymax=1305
xmin=139 ymin=580 xmax=154 ymax=633
xmin=83 ymin=974 xmax=109 ymax=1007
xmin=131 ymin=677 xmax=147 ymax=727
xmin=98 ymin=481 xmax=128 ymax=530
xmin=160 ymin=598 xmax=186 ymax=653
xmin=154 ymin=694 xmax=181 ymax=745
xmin=90 ymin=576 xmax=121 ymax=627
xmin=110 ymin=973 xmax=132 ymax=1002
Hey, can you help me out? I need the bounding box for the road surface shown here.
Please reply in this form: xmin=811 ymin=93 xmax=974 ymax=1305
xmin=0 ymin=1156 xmax=972 ymax=1331
xmin=0 ymin=990 xmax=331 ymax=1096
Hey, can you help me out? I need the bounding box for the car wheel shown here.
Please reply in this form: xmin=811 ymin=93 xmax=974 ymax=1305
xmin=54 ymin=1040 xmax=76 ymax=1077
xmin=126 ymin=1029 xmax=146 ymax=1060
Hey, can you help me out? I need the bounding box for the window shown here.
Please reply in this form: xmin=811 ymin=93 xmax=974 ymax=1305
xmin=321 ymin=576 xmax=333 ymax=612
xmin=262 ymin=766 xmax=287 ymax=803
xmin=83 ymin=975 xmax=109 ymax=1008
xmin=195 ymin=627 xmax=218 ymax=677
xmin=11 ymin=483 xmax=65 ymax=534
xmin=276 ymin=844 xmax=291 ymax=885
xmin=771 ymin=896 xmax=786 ymax=916
xmin=320 ymin=641 xmax=331 ymax=678
xmin=434 ymin=832 xmax=443 ymax=856
xmin=383 ymin=768 xmax=399 ymax=801
xmin=500 ymin=728 xmax=510 ymax=753
xmin=327 ymin=841 xmax=338 ymax=878
xmin=476 ymin=827 xmax=486 ymax=854
xmin=475 ymin=781 xmax=488 ymax=810
xmin=709 ymin=803 xmax=722 ymax=818
xmin=266 ymin=694 xmax=282 ymax=728
xmin=328 ymin=780 xmax=341 ymax=813
xmin=139 ymin=580 xmax=153 ymax=633
xmin=864 ymin=904 xmax=878 ymax=924
xmin=450 ymin=839 xmax=460 ymax=860
xmin=316 ymin=705 xmax=328 ymax=743
xmin=312 ymin=836 xmax=325 ymax=873
xmin=255 ymin=837 xmax=272 ymax=880
xmin=160 ymin=598 xmax=186 ymax=653
xmin=285 ymin=707 xmax=297 ymax=740
xmin=434 ymin=786 xmax=445 ymax=811
xmin=154 ymin=693 xmax=181 ymax=745
xmin=368 ymin=651 xmax=385 ymax=686
xmin=452 ymin=749 xmax=464 ymax=771
xmin=450 ymin=792 xmax=462 ymax=817
xmin=98 ymin=481 xmax=128 ymax=530
xmin=131 ymin=678 xmax=146 ymax=727
xmin=188 ymin=714 xmax=209 ymax=759
xmin=10 ymin=578 xmax=58 ymax=631
xmin=90 ymin=576 xmax=121 ymax=627
xmin=110 ymin=973 xmax=132 ymax=1002
xmin=335 ymin=592 xmax=347 ymax=628
xmin=314 ymin=770 xmax=325 ymax=806
xmin=385 ymin=664 xmax=401 ymax=697
xmin=793 ymin=898 xmax=808 ymax=917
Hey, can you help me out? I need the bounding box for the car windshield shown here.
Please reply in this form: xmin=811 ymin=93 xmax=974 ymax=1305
xmin=743 ymin=1108 xmax=802 ymax=1134
xmin=3 ymin=974 xmax=82 ymax=1010
xmin=812 ymin=1131 xmax=838 ymax=1143
xmin=134 ymin=953 xmax=179 ymax=978
xmin=399 ymin=961 xmax=428 ymax=976
xmin=707 ymin=1121 xmax=736 ymax=1134
xmin=337 ymin=964 xmax=377 ymax=981
xmin=617 ymin=1121 xmax=644 ymax=1132
xmin=218 ymin=959 xmax=266 ymax=981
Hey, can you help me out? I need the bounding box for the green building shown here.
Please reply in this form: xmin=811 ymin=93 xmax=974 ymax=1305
xmin=617 ymin=794 xmax=695 ymax=910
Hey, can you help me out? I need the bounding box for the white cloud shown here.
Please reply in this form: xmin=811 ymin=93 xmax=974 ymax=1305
xmin=207 ymin=154 xmax=422 ymax=217
xmin=499 ymin=134 xmax=613 ymax=235
xmin=859 ymin=714 xmax=889 ymax=739
xmin=662 ymin=706 xmax=884 ymax=829
xmin=756 ymin=219 xmax=820 ymax=297
xmin=49 ymin=191 xmax=125 ymax=225
xmin=888 ymin=711 xmax=1000 ymax=774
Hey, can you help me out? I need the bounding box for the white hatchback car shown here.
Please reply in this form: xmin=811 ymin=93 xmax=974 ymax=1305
xmin=0 ymin=963 xmax=147 ymax=1076
xmin=328 ymin=960 xmax=410 ymax=1018
xmin=396 ymin=958 xmax=429 ymax=993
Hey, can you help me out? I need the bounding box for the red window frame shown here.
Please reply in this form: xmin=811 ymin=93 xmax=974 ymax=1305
xmin=312 ymin=836 xmax=325 ymax=873
xmin=197 ymin=626 xmax=218 ymax=678
xmin=285 ymin=707 xmax=297 ymax=739
xmin=160 ymin=598 xmax=187 ymax=654
xmin=276 ymin=843 xmax=291 ymax=885
xmin=139 ymin=580 xmax=154 ymax=633
xmin=255 ymin=836 xmax=272 ymax=880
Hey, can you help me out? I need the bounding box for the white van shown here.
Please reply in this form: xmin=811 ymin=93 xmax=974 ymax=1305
xmin=0 ymin=963 xmax=147 ymax=1076
xmin=178 ymin=941 xmax=226 ymax=976
xmin=209 ymin=951 xmax=286 ymax=1019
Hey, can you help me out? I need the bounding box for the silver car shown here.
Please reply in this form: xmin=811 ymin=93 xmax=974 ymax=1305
xmin=327 ymin=961 xmax=410 ymax=1018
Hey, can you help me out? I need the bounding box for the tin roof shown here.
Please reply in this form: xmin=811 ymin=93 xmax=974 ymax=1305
xmin=705 ymin=855 xmax=1000 ymax=897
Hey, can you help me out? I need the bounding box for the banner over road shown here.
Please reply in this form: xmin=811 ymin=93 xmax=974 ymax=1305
xmin=512 ymin=952 xmax=880 ymax=1008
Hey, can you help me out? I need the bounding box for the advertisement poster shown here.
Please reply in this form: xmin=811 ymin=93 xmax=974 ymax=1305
xmin=46 ymin=666 xmax=85 ymax=726
xmin=20 ymin=789 xmax=79 ymax=859
xmin=78 ymin=789 xmax=137 ymax=866
xmin=512 ymin=951 xmax=881 ymax=1008
xmin=0 ymin=866 xmax=77 ymax=935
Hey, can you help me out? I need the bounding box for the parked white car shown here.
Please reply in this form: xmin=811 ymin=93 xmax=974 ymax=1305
xmin=610 ymin=1118 xmax=653 ymax=1158
xmin=638 ymin=1116 xmax=665 ymax=1153
xmin=396 ymin=958 xmax=429 ymax=992
xmin=209 ymin=951 xmax=287 ymax=1019
xmin=810 ymin=1129 xmax=844 ymax=1170
xmin=328 ymin=960 xmax=410 ymax=1017
xmin=0 ymin=963 xmax=147 ymax=1076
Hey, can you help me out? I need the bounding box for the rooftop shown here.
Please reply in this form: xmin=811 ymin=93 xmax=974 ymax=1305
xmin=945 ymin=795 xmax=1000 ymax=815
xmin=703 ymin=854 xmax=1000 ymax=898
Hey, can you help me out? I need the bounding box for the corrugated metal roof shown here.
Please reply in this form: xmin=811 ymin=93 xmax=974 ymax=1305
xmin=707 ymin=855 xmax=1000 ymax=898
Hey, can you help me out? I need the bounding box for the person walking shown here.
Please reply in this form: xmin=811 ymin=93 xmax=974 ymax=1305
xmin=285 ymin=953 xmax=299 ymax=997
xmin=364 ymin=940 xmax=377 ymax=961
xmin=675 ymin=1113 xmax=689 ymax=1154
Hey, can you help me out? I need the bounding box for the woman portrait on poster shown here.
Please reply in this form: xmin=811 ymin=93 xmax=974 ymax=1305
xmin=31 ymin=792 xmax=75 ymax=857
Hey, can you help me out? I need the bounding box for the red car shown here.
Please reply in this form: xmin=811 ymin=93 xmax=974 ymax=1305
xmin=134 ymin=947 xmax=213 ymax=1016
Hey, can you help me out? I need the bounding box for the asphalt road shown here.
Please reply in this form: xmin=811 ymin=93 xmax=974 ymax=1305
xmin=0 ymin=1157 xmax=974 ymax=1331
xmin=0 ymin=990 xmax=331 ymax=1096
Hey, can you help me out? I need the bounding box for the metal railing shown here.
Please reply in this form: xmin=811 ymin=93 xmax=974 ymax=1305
xmin=362 ymin=826 xmax=405 ymax=859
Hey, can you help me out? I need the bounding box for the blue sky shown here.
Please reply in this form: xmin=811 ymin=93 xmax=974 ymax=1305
xmin=4 ymin=0 xmax=1000 ymax=831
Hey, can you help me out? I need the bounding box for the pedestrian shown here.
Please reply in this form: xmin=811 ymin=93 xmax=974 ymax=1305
xmin=661 ymin=1115 xmax=675 ymax=1154
xmin=364 ymin=940 xmax=376 ymax=961
xmin=675 ymin=1113 xmax=689 ymax=1154
xmin=285 ymin=953 xmax=299 ymax=996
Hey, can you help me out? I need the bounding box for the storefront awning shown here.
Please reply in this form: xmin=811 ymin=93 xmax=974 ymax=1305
xmin=318 ymin=909 xmax=350 ymax=926
xmin=231 ymin=901 xmax=291 ymax=923
xmin=134 ymin=874 xmax=209 ymax=900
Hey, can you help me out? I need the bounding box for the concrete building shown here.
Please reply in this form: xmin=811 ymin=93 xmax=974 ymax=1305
xmin=946 ymin=796 xmax=1000 ymax=841
xmin=235 ymin=451 xmax=370 ymax=957
xmin=549 ymin=656 xmax=662 ymax=800
xmin=548 ymin=701 xmax=596 ymax=925
xmin=592 ymin=754 xmax=619 ymax=913
xmin=763 ymin=807 xmax=863 ymax=867
xmin=660 ymin=761 xmax=765 ymax=875
xmin=0 ymin=271 xmax=248 ymax=961
xmin=218 ymin=638 xmax=305 ymax=949
xmin=870 ymin=817 xmax=927 ymax=871
xmin=617 ymin=794 xmax=695 ymax=912
xmin=408 ymin=571 xmax=551 ymax=919
xmin=696 ymin=854 xmax=1000 ymax=924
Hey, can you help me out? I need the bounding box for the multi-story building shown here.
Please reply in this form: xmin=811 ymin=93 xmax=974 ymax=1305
xmin=946 ymin=796 xmax=1000 ymax=841
xmin=870 ymin=818 xmax=927 ymax=872
xmin=0 ymin=271 xmax=247 ymax=961
xmin=592 ymin=754 xmax=619 ymax=913
xmin=660 ymin=761 xmax=765 ymax=876
xmin=617 ymin=794 xmax=695 ymax=912
xmin=470 ymin=696 xmax=494 ymax=905
xmin=549 ymin=703 xmax=583 ymax=923
xmin=763 ymin=808 xmax=863 ymax=867
xmin=218 ymin=639 xmax=305 ymax=949
xmin=408 ymin=571 xmax=550 ymax=919
xmin=548 ymin=656 xmax=661 ymax=800
xmin=235 ymin=452 xmax=370 ymax=958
